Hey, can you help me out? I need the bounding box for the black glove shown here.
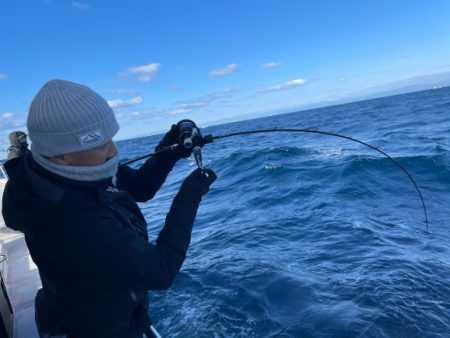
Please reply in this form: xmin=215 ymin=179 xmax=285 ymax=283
xmin=154 ymin=120 xmax=203 ymax=160
xmin=179 ymin=168 xmax=217 ymax=198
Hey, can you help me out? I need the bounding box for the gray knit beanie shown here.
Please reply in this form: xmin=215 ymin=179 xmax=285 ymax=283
xmin=27 ymin=79 xmax=119 ymax=156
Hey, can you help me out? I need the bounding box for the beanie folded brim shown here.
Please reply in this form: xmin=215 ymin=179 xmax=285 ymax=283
xmin=29 ymin=112 xmax=119 ymax=156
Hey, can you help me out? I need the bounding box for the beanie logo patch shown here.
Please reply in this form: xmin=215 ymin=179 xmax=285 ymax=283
xmin=78 ymin=129 xmax=104 ymax=147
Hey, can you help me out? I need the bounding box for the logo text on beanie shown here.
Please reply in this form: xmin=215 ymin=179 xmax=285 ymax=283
xmin=78 ymin=129 xmax=104 ymax=147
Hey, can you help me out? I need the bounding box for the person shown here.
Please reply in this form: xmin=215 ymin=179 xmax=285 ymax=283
xmin=1 ymin=79 xmax=216 ymax=338
xmin=7 ymin=130 xmax=29 ymax=160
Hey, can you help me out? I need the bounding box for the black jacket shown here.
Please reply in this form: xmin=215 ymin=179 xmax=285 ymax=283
xmin=2 ymin=152 xmax=201 ymax=337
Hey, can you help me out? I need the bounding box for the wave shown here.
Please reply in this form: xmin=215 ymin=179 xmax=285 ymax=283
xmin=118 ymin=88 xmax=450 ymax=337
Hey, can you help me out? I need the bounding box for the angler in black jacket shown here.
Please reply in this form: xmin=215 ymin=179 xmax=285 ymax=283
xmin=1 ymin=79 xmax=216 ymax=337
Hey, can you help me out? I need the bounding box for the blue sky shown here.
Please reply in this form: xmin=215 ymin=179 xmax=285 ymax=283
xmin=1 ymin=0 xmax=450 ymax=156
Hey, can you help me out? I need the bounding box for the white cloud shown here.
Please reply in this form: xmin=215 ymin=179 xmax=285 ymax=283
xmin=168 ymin=108 xmax=192 ymax=115
xmin=176 ymin=87 xmax=240 ymax=107
xmin=261 ymin=79 xmax=307 ymax=92
xmin=209 ymin=64 xmax=240 ymax=78
xmin=114 ymin=87 xmax=241 ymax=123
xmin=126 ymin=63 xmax=161 ymax=82
xmin=1 ymin=113 xmax=14 ymax=119
xmin=72 ymin=2 xmax=90 ymax=11
xmin=106 ymin=89 xmax=139 ymax=96
xmin=107 ymin=96 xmax=143 ymax=109
xmin=221 ymin=87 xmax=241 ymax=94
xmin=262 ymin=62 xmax=282 ymax=69
xmin=169 ymin=87 xmax=241 ymax=115
xmin=174 ymin=102 xmax=204 ymax=110
xmin=0 ymin=73 xmax=8 ymax=81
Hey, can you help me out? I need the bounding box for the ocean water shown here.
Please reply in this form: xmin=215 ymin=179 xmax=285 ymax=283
xmin=117 ymin=88 xmax=450 ymax=338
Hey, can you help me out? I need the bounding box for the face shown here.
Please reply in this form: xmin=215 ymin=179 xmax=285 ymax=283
xmin=51 ymin=140 xmax=117 ymax=166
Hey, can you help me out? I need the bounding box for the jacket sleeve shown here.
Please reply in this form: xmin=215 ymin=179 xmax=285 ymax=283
xmin=64 ymin=188 xmax=202 ymax=291
xmin=116 ymin=153 xmax=178 ymax=202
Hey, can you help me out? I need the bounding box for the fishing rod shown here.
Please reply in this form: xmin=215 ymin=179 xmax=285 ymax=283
xmin=120 ymin=125 xmax=429 ymax=231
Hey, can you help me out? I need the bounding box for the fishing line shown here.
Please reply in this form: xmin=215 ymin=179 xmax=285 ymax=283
xmin=119 ymin=128 xmax=429 ymax=231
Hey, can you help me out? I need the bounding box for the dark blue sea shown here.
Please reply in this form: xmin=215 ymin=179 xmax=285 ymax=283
xmin=117 ymin=88 xmax=450 ymax=338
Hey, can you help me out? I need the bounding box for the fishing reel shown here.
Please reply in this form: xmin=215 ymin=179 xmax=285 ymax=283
xmin=177 ymin=120 xmax=205 ymax=149
xmin=177 ymin=120 xmax=213 ymax=172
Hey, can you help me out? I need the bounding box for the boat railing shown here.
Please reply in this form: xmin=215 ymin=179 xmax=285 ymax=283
xmin=0 ymin=165 xmax=7 ymax=180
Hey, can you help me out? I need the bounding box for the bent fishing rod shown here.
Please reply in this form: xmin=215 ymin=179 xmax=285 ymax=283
xmin=120 ymin=126 xmax=429 ymax=232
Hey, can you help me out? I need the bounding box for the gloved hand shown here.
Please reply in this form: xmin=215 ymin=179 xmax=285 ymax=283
xmin=7 ymin=131 xmax=28 ymax=160
xmin=9 ymin=131 xmax=27 ymax=148
xmin=179 ymin=168 xmax=217 ymax=198
xmin=154 ymin=120 xmax=203 ymax=160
